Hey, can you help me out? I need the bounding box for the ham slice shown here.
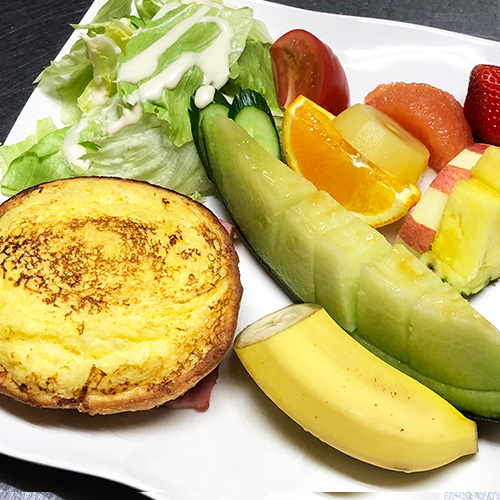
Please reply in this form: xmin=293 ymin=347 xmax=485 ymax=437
xmin=163 ymin=368 xmax=219 ymax=412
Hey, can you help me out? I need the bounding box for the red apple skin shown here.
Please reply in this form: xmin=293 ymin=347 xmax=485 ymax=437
xmin=398 ymin=216 xmax=437 ymax=255
xmin=468 ymin=143 xmax=490 ymax=155
xmin=397 ymin=143 xmax=489 ymax=255
xmin=430 ymin=165 xmax=472 ymax=195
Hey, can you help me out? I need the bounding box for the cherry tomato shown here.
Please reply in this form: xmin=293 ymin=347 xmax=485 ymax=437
xmin=270 ymin=29 xmax=350 ymax=115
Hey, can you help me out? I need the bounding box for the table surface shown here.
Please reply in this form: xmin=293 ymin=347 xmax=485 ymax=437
xmin=1 ymin=0 xmax=500 ymax=497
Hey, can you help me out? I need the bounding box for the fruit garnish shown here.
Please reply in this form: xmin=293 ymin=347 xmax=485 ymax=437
xmin=270 ymin=29 xmax=350 ymax=115
xmin=416 ymin=145 xmax=500 ymax=296
xmin=334 ymin=103 xmax=430 ymax=185
xmin=235 ymin=303 xmax=478 ymax=473
xmin=421 ymin=177 xmax=500 ymax=296
xmin=200 ymin=111 xmax=500 ymax=418
xmin=365 ymin=82 xmax=474 ymax=172
xmin=281 ymin=95 xmax=420 ymax=228
xmin=464 ymin=64 xmax=500 ymax=145
xmin=471 ymin=143 xmax=500 ymax=192
xmin=396 ymin=143 xmax=489 ymax=256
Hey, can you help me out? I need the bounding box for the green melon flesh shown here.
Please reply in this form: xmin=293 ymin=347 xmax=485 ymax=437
xmin=202 ymin=115 xmax=316 ymax=282
xmin=422 ymin=178 xmax=500 ymax=295
xmin=314 ymin=217 xmax=391 ymax=331
xmin=276 ymin=192 xmax=391 ymax=330
xmin=357 ymin=281 xmax=500 ymax=418
xmin=274 ymin=191 xmax=354 ymax=305
xmin=352 ymin=330 xmax=500 ymax=419
xmin=410 ymin=285 xmax=500 ymax=391
xmin=357 ymin=244 xmax=444 ymax=362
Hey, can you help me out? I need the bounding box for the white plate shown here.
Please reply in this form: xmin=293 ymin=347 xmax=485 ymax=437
xmin=2 ymin=0 xmax=500 ymax=496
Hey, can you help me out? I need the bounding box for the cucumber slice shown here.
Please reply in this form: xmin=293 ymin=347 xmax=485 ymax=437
xmin=189 ymin=90 xmax=230 ymax=176
xmin=229 ymin=89 xmax=281 ymax=159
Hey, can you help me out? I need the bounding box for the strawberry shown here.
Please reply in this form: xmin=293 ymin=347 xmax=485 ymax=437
xmin=464 ymin=64 xmax=500 ymax=146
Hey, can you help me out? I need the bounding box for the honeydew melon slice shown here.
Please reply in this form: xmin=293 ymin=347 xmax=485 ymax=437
xmin=202 ymin=114 xmax=316 ymax=280
xmin=315 ymin=217 xmax=391 ymax=331
xmin=410 ymin=285 xmax=500 ymax=392
xmin=201 ymin=113 xmax=500 ymax=418
xmin=357 ymin=244 xmax=444 ymax=362
xmin=275 ymin=191 xmax=355 ymax=304
xmin=352 ymin=327 xmax=500 ymax=419
xmin=276 ymin=191 xmax=391 ymax=330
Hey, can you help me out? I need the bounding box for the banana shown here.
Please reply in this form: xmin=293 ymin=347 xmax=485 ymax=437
xmin=234 ymin=303 xmax=478 ymax=473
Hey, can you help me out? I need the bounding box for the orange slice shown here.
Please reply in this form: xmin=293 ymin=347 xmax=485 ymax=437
xmin=282 ymin=96 xmax=421 ymax=228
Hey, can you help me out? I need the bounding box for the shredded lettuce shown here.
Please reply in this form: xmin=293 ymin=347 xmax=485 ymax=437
xmin=79 ymin=113 xmax=211 ymax=195
xmin=1 ymin=126 xmax=73 ymax=197
xmin=93 ymin=0 xmax=133 ymax=23
xmin=1 ymin=0 xmax=278 ymax=199
xmin=117 ymin=2 xmax=255 ymax=146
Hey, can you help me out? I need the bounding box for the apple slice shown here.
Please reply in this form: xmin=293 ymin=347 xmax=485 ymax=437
xmin=396 ymin=143 xmax=489 ymax=255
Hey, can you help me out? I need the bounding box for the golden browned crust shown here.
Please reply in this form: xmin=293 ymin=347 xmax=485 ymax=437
xmin=0 ymin=177 xmax=242 ymax=414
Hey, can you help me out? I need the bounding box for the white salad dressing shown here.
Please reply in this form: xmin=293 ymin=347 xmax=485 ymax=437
xmin=62 ymin=119 xmax=90 ymax=170
xmin=91 ymin=84 xmax=109 ymax=107
xmin=194 ymin=85 xmax=216 ymax=108
xmin=118 ymin=2 xmax=237 ymax=109
xmin=153 ymin=0 xmax=224 ymax=22
xmin=106 ymin=103 xmax=143 ymax=135
xmin=62 ymin=0 xmax=238 ymax=168
xmin=119 ymin=6 xmax=212 ymax=84
xmin=135 ymin=16 xmax=234 ymax=102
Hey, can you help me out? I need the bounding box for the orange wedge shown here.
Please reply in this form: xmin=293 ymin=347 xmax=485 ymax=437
xmin=282 ymin=96 xmax=421 ymax=228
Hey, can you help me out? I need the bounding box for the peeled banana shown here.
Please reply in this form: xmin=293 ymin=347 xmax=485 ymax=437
xmin=234 ymin=303 xmax=478 ymax=473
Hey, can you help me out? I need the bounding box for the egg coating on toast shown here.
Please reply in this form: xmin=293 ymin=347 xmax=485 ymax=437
xmin=0 ymin=177 xmax=242 ymax=414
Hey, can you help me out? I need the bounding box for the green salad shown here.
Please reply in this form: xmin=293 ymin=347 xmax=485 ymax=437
xmin=0 ymin=0 xmax=279 ymax=199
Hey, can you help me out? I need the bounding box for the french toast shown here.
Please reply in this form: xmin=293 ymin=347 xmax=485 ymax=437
xmin=0 ymin=177 xmax=243 ymax=415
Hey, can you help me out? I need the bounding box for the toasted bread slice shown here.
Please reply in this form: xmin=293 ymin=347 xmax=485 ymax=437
xmin=0 ymin=177 xmax=242 ymax=414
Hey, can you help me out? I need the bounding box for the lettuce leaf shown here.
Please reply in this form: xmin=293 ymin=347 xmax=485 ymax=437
xmin=134 ymin=0 xmax=166 ymax=22
xmin=35 ymin=5 xmax=135 ymax=124
xmin=79 ymin=113 xmax=212 ymax=196
xmin=93 ymin=0 xmax=133 ymax=23
xmin=1 ymin=110 xmax=213 ymax=198
xmin=223 ymin=39 xmax=280 ymax=114
xmin=0 ymin=118 xmax=58 ymax=175
xmin=1 ymin=126 xmax=74 ymax=197
xmin=35 ymin=39 xmax=94 ymax=125
xmin=117 ymin=1 xmax=254 ymax=146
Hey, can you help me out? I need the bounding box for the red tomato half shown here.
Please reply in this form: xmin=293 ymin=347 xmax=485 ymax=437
xmin=270 ymin=29 xmax=350 ymax=115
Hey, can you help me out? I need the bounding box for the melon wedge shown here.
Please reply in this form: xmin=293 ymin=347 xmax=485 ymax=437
xmin=200 ymin=113 xmax=500 ymax=418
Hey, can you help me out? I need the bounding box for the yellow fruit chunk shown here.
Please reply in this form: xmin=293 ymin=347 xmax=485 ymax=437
xmin=334 ymin=103 xmax=430 ymax=185
xmin=471 ymin=144 xmax=500 ymax=193
xmin=423 ymin=177 xmax=500 ymax=295
xmin=282 ymin=96 xmax=420 ymax=228
xmin=234 ymin=303 xmax=478 ymax=473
